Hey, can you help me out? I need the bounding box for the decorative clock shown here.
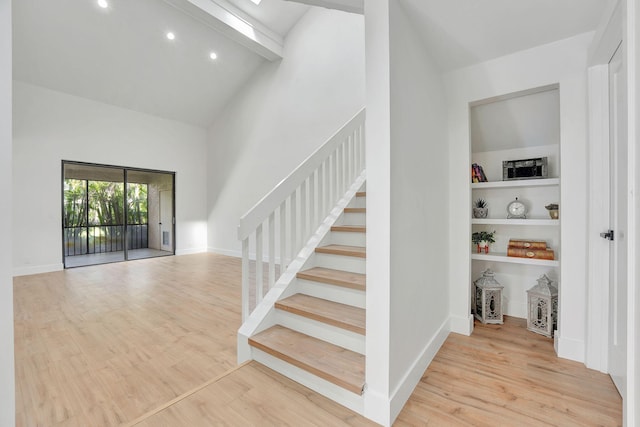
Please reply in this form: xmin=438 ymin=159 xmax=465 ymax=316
xmin=507 ymin=197 xmax=527 ymax=219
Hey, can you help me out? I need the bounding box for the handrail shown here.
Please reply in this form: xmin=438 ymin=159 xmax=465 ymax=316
xmin=238 ymin=108 xmax=366 ymax=241
xmin=237 ymin=108 xmax=366 ymax=320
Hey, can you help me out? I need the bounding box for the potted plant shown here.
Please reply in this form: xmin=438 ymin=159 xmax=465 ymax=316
xmin=545 ymin=203 xmax=559 ymax=219
xmin=472 ymin=230 xmax=496 ymax=253
xmin=473 ymin=198 xmax=488 ymax=218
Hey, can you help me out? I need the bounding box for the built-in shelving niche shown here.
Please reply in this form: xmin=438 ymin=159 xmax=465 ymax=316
xmin=470 ymin=84 xmax=560 ymax=320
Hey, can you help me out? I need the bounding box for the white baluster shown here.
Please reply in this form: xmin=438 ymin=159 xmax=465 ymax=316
xmin=317 ymin=162 xmax=324 ymax=226
xmin=268 ymin=212 xmax=275 ymax=288
xmin=290 ymin=190 xmax=297 ymax=261
xmin=242 ymin=238 xmax=249 ymax=321
xmin=279 ymin=200 xmax=286 ymax=275
xmin=300 ymin=180 xmax=307 ymax=248
xmin=309 ymin=171 xmax=316 ymax=232
xmin=256 ymin=223 xmax=263 ymax=304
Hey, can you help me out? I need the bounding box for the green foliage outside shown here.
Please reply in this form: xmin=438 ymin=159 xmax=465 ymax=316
xmin=64 ymin=179 xmax=148 ymax=227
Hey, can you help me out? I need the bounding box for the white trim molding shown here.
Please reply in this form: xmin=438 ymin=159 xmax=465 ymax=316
xmin=389 ymin=320 xmax=449 ymax=423
xmin=13 ymin=263 xmax=63 ymax=277
xmin=586 ymin=64 xmax=611 ymax=373
xmin=285 ymin=0 xmax=363 ymax=14
xmin=163 ymin=0 xmax=284 ymax=60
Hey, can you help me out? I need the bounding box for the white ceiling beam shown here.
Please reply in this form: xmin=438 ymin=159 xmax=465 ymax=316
xmin=163 ymin=0 xmax=284 ymax=61
xmin=284 ymin=0 xmax=363 ymax=15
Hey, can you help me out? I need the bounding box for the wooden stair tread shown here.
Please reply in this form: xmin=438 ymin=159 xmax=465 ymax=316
xmin=331 ymin=225 xmax=366 ymax=233
xmin=276 ymin=294 xmax=365 ymax=335
xmin=297 ymin=267 xmax=366 ymax=291
xmin=344 ymin=208 xmax=366 ymax=213
xmin=356 ymin=192 xmax=366 ymax=197
xmin=249 ymin=325 xmax=365 ymax=394
xmin=315 ymin=244 xmax=366 ymax=258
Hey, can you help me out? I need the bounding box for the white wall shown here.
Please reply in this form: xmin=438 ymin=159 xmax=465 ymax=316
xmin=0 ymin=0 xmax=15 ymax=424
xmin=363 ymin=0 xmax=391 ymax=424
xmin=206 ymin=7 xmax=365 ymax=255
xmin=387 ymin=1 xmax=449 ymax=422
xmin=13 ymin=82 xmax=208 ymax=275
xmin=445 ymin=33 xmax=592 ymax=362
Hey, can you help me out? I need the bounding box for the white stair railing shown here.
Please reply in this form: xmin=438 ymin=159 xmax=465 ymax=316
xmin=238 ymin=108 xmax=366 ymax=321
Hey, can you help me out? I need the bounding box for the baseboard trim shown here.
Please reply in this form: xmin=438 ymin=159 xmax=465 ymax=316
xmin=557 ymin=335 xmax=585 ymax=363
xmin=449 ymin=313 xmax=473 ymax=336
xmin=13 ymin=263 xmax=63 ymax=277
xmin=207 ymin=247 xmax=241 ymax=258
xmin=175 ymin=247 xmax=207 ymax=256
xmin=389 ymin=319 xmax=450 ymax=424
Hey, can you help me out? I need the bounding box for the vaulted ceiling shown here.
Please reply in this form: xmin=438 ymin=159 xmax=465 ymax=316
xmin=400 ymin=0 xmax=615 ymax=71
xmin=12 ymin=0 xmax=614 ymax=128
xmin=12 ymin=0 xmax=309 ymax=127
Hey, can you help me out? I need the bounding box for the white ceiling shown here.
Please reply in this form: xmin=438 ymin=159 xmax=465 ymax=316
xmin=226 ymin=0 xmax=309 ymax=37
xmin=13 ymin=0 xmax=614 ymax=128
xmin=12 ymin=0 xmax=308 ymax=127
xmin=400 ymin=0 xmax=614 ymax=72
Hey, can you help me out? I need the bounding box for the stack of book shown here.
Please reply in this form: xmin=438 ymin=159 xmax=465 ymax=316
xmin=471 ymin=163 xmax=488 ymax=183
xmin=507 ymin=239 xmax=555 ymax=260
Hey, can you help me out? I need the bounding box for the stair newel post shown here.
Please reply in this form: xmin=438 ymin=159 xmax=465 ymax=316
xmin=256 ymin=223 xmax=264 ymax=304
xmin=242 ymin=238 xmax=250 ymax=321
xmin=268 ymin=212 xmax=275 ymax=289
xmin=279 ymin=201 xmax=286 ymax=274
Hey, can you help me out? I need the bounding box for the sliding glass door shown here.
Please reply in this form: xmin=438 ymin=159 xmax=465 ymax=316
xmin=62 ymin=161 xmax=175 ymax=268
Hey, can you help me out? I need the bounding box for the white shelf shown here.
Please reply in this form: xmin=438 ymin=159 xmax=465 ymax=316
xmin=472 ymin=218 xmax=559 ymax=226
xmin=471 ymin=178 xmax=559 ymax=189
xmin=471 ymin=252 xmax=560 ymax=267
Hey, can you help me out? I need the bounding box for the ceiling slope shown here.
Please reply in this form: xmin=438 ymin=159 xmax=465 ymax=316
xmin=400 ymin=0 xmax=615 ymax=72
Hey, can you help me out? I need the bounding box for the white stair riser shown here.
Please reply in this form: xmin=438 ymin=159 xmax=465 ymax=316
xmin=330 ymin=231 xmax=366 ymax=247
xmin=274 ymin=310 xmax=365 ymax=354
xmin=350 ymin=197 xmax=366 ymax=209
xmin=314 ymin=253 xmax=366 ymax=274
xmin=340 ymin=212 xmax=366 ymax=225
xmin=250 ymin=348 xmax=365 ymax=415
xmin=296 ymin=279 xmax=366 ymax=308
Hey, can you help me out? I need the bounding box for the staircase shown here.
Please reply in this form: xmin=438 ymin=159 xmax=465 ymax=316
xmin=246 ymin=190 xmax=367 ymax=411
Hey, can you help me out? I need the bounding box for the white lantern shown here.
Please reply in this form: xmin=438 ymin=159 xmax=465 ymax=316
xmin=473 ymin=269 xmax=504 ymax=324
xmin=527 ymin=274 xmax=558 ymax=337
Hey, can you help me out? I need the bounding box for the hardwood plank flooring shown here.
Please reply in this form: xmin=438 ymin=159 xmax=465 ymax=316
xmin=135 ymin=362 xmax=375 ymax=427
xmin=14 ymin=253 xmax=242 ymax=427
xmin=15 ymin=254 xmax=621 ymax=426
xmin=395 ymin=317 xmax=622 ymax=426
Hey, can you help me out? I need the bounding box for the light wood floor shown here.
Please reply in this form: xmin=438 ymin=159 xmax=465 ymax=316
xmin=15 ymin=253 xmax=622 ymax=426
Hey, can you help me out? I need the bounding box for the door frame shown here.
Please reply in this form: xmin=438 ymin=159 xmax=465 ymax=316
xmin=586 ymin=0 xmax=638 ymax=424
xmin=61 ymin=160 xmax=176 ymax=267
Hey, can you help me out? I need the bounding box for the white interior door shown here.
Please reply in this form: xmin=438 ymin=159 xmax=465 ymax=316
xmin=607 ymin=42 xmax=627 ymax=398
xmin=159 ymin=190 xmax=173 ymax=252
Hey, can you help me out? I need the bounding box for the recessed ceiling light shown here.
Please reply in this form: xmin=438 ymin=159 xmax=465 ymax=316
xmin=209 ymin=52 xmax=218 ymax=60
xmin=250 ymin=0 xmax=262 ymax=4
xmin=97 ymin=0 xmax=109 ymax=9
xmin=166 ymin=32 xmax=176 ymax=41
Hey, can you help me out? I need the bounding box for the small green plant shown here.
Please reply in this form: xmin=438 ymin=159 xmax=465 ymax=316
xmin=472 ymin=230 xmax=496 ymax=245
xmin=474 ymin=198 xmax=487 ymax=209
